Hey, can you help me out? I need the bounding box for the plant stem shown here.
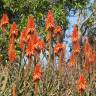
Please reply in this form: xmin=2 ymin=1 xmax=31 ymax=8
xmin=49 ymin=32 xmax=52 ymax=66
xmin=59 ymin=50 xmax=63 ymax=75
xmin=34 ymin=81 xmax=39 ymax=96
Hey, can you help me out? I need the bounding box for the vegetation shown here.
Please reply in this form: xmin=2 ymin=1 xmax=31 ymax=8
xmin=0 ymin=0 xmax=96 ymax=96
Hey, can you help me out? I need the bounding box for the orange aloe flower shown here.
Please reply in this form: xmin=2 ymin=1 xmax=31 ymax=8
xmin=72 ymin=41 xmax=80 ymax=54
xmin=72 ymin=25 xmax=78 ymax=43
xmin=68 ymin=52 xmax=76 ymax=67
xmin=10 ymin=22 xmax=18 ymax=38
xmin=8 ymin=43 xmax=16 ymax=62
xmin=27 ymin=16 xmax=36 ymax=34
xmin=32 ymin=33 xmax=39 ymax=44
xmin=54 ymin=43 xmax=66 ymax=54
xmin=45 ymin=10 xmax=55 ymax=31
xmin=33 ymin=64 xmax=42 ymax=82
xmin=34 ymin=39 xmax=46 ymax=53
xmin=0 ymin=13 xmax=9 ymax=27
xmin=26 ymin=38 xmax=35 ymax=57
xmin=83 ymin=59 xmax=90 ymax=72
xmin=9 ymin=36 xmax=16 ymax=45
xmin=54 ymin=26 xmax=62 ymax=35
xmin=84 ymin=39 xmax=92 ymax=60
xmin=76 ymin=74 xmax=87 ymax=92
xmin=91 ymin=51 xmax=96 ymax=63
xmin=26 ymin=33 xmax=40 ymax=56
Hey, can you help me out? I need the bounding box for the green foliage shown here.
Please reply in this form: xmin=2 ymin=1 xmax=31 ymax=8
xmin=0 ymin=0 xmax=89 ymax=25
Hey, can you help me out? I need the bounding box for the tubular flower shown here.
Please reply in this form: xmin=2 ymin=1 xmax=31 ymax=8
xmin=83 ymin=59 xmax=90 ymax=72
xmin=45 ymin=10 xmax=55 ymax=31
xmin=34 ymin=39 xmax=46 ymax=53
xmin=54 ymin=26 xmax=62 ymax=35
xmin=33 ymin=64 xmax=42 ymax=82
xmin=76 ymin=74 xmax=87 ymax=92
xmin=26 ymin=33 xmax=39 ymax=56
xmin=72 ymin=41 xmax=80 ymax=54
xmin=9 ymin=36 xmax=15 ymax=45
xmin=27 ymin=16 xmax=36 ymax=34
xmin=8 ymin=43 xmax=16 ymax=62
xmin=68 ymin=52 xmax=76 ymax=67
xmin=84 ymin=39 xmax=92 ymax=60
xmin=72 ymin=25 xmax=78 ymax=43
xmin=10 ymin=22 xmax=18 ymax=38
xmin=19 ymin=27 xmax=35 ymax=50
xmin=32 ymin=33 xmax=39 ymax=44
xmin=91 ymin=51 xmax=96 ymax=63
xmin=54 ymin=43 xmax=66 ymax=54
xmin=26 ymin=38 xmax=35 ymax=57
xmin=0 ymin=13 xmax=9 ymax=27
